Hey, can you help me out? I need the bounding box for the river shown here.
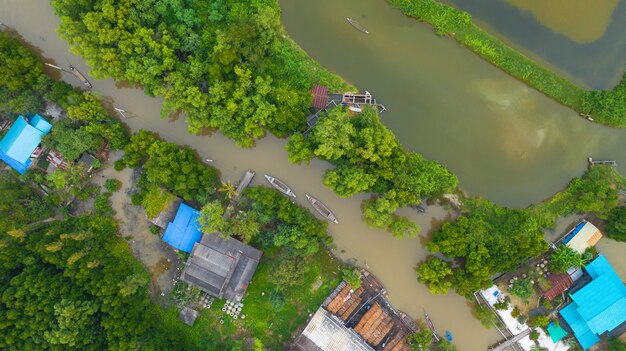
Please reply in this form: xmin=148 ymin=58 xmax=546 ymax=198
xmin=445 ymin=0 xmax=626 ymax=90
xmin=280 ymin=0 xmax=626 ymax=208
xmin=1 ymin=0 xmax=625 ymax=350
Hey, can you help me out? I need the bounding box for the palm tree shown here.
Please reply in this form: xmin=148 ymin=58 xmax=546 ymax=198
xmin=218 ymin=181 xmax=238 ymax=200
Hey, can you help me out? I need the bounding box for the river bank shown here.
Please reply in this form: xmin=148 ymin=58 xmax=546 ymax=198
xmin=386 ymin=0 xmax=626 ymax=127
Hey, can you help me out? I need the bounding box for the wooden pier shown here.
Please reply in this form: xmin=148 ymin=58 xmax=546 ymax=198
xmin=342 ymin=91 xmax=387 ymax=113
xmin=489 ymin=329 xmax=531 ymax=351
xmin=233 ymin=170 xmax=255 ymax=202
xmin=588 ymin=157 xmax=616 ymax=166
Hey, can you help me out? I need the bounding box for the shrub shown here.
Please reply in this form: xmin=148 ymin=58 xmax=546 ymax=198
xmin=530 ymin=330 xmax=540 ymax=341
xmin=342 ymin=268 xmax=362 ymax=290
xmin=149 ymin=225 xmax=160 ymax=235
xmin=517 ymin=314 xmax=528 ymax=325
xmin=114 ymin=159 xmax=126 ymax=171
xmin=104 ymin=179 xmax=121 ymax=192
xmin=529 ymin=314 xmax=550 ymax=328
xmin=494 ymin=300 xmax=509 ymax=310
xmin=511 ymin=306 xmax=520 ymax=318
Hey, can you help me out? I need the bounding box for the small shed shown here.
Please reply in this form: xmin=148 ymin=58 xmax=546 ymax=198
xmin=310 ymin=84 xmax=329 ymax=110
xmin=162 ymin=203 xmax=203 ymax=253
xmin=179 ymin=307 xmax=199 ymax=326
xmin=563 ymin=221 xmax=602 ymax=254
xmin=180 ymin=233 xmax=262 ymax=302
xmin=542 ymin=273 xmax=573 ymax=301
xmin=150 ymin=197 xmax=182 ymax=229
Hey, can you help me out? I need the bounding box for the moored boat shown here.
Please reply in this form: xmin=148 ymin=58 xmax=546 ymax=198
xmin=347 ymin=18 xmax=369 ymax=34
xmin=446 ymin=330 xmax=453 ymax=342
xmin=305 ymin=194 xmax=339 ymax=224
xmin=264 ymin=174 xmax=296 ymax=197
xmin=424 ymin=312 xmax=440 ymax=342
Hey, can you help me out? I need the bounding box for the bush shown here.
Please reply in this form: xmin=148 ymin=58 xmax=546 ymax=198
xmin=342 ymin=268 xmax=362 ymax=290
xmin=149 ymin=225 xmax=160 ymax=235
xmin=511 ymin=306 xmax=520 ymax=318
xmin=114 ymin=159 xmax=126 ymax=171
xmin=92 ymin=159 xmax=102 ymax=170
xmin=517 ymin=314 xmax=528 ymax=324
xmin=104 ymin=179 xmax=121 ymax=192
xmin=494 ymin=300 xmax=509 ymax=311
xmin=530 ymin=330 xmax=540 ymax=341
xmin=529 ymin=314 xmax=549 ymax=328
xmin=509 ymin=278 xmax=535 ymax=303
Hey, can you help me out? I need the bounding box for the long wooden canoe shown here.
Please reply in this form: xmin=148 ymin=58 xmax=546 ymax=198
xmin=264 ymin=174 xmax=296 ymax=198
xmin=305 ymin=194 xmax=339 ymax=224
xmin=347 ymin=18 xmax=369 ymax=34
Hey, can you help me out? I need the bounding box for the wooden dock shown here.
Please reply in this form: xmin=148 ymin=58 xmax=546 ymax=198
xmin=588 ymin=157 xmax=616 ymax=166
xmin=342 ymin=91 xmax=387 ymax=113
xmin=233 ymin=170 xmax=255 ymax=202
xmin=489 ymin=329 xmax=531 ymax=351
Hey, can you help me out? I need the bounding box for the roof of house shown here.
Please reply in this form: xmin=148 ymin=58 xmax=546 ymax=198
xmin=563 ymin=221 xmax=602 ymax=254
xmin=559 ymin=254 xmax=626 ymax=350
xmin=542 ymin=273 xmax=573 ymax=301
xmin=0 ymin=115 xmax=52 ymax=174
xmin=547 ymin=322 xmax=568 ymax=343
xmin=162 ymin=203 xmax=203 ymax=253
xmin=290 ymin=308 xmax=375 ymax=351
xmin=181 ymin=233 xmax=262 ymax=301
xmin=311 ymin=84 xmax=329 ymax=110
xmin=150 ymin=197 xmax=182 ymax=229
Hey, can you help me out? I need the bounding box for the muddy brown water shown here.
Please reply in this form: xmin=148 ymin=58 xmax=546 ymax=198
xmin=2 ymin=0 xmax=625 ymax=349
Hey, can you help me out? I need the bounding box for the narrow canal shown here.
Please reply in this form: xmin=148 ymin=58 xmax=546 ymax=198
xmin=2 ymin=1 xmax=625 ymax=350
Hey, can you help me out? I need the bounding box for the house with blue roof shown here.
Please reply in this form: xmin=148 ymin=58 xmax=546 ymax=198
xmin=0 ymin=115 xmax=52 ymax=174
xmin=559 ymin=254 xmax=626 ymax=350
xmin=162 ymin=203 xmax=203 ymax=253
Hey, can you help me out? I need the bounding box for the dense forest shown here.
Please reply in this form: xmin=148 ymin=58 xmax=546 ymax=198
xmin=0 ymin=171 xmax=204 ymax=351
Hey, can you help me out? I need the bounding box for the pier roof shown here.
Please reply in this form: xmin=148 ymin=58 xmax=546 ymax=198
xmin=311 ymin=84 xmax=329 ymax=109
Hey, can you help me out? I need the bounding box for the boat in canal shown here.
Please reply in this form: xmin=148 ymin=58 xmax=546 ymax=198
xmin=347 ymin=18 xmax=369 ymax=34
xmin=305 ymin=194 xmax=339 ymax=224
xmin=264 ymin=174 xmax=296 ymax=198
xmin=446 ymin=330 xmax=453 ymax=342
xmin=424 ymin=311 xmax=440 ymax=342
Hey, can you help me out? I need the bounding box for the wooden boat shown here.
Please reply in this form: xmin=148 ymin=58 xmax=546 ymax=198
xmin=347 ymin=18 xmax=369 ymax=34
xmin=68 ymin=65 xmax=93 ymax=89
xmin=424 ymin=312 xmax=440 ymax=342
xmin=305 ymin=194 xmax=339 ymax=224
xmin=264 ymin=174 xmax=296 ymax=198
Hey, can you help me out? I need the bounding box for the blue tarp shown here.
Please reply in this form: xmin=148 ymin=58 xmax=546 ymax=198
xmin=0 ymin=115 xmax=51 ymax=173
xmin=560 ymin=255 xmax=626 ymax=350
xmin=162 ymin=203 xmax=203 ymax=253
xmin=562 ymin=221 xmax=587 ymax=244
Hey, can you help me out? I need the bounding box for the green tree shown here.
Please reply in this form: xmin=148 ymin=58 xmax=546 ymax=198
xmin=416 ymin=256 xmax=454 ymax=295
xmin=408 ymin=330 xmax=433 ymax=350
xmin=342 ymin=268 xmax=362 ymax=290
xmin=606 ymin=207 xmax=626 ymax=242
xmin=42 ymin=119 xmax=102 ymax=161
xmin=608 ymin=337 xmax=626 ymax=351
xmin=197 ymin=200 xmax=225 ymax=234
xmin=390 ymin=216 xmax=421 ymax=238
xmin=225 ymin=210 xmax=261 ymax=243
xmin=509 ymin=278 xmax=534 ymax=303
xmin=549 ymin=245 xmax=584 ymax=273
xmin=437 ymin=339 xmax=458 ymax=351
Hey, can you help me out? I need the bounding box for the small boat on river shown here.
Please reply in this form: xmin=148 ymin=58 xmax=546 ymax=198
xmin=264 ymin=174 xmax=296 ymax=198
xmin=347 ymin=18 xmax=369 ymax=34
xmin=446 ymin=330 xmax=453 ymax=342
xmin=305 ymin=194 xmax=339 ymax=224
xmin=424 ymin=311 xmax=440 ymax=342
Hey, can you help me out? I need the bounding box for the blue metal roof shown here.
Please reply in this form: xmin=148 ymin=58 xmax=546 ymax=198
xmin=162 ymin=203 xmax=203 ymax=253
xmin=30 ymin=114 xmax=53 ymax=134
xmin=560 ymin=255 xmax=626 ymax=350
xmin=562 ymin=221 xmax=587 ymax=244
xmin=0 ymin=115 xmax=51 ymax=173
